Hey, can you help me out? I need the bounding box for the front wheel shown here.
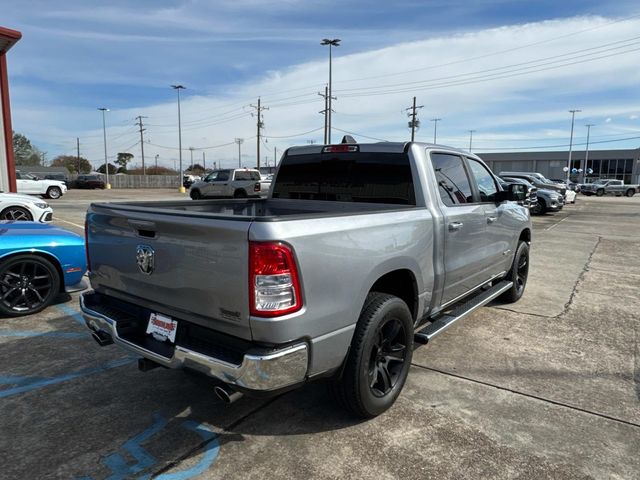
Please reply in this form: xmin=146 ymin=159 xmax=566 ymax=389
xmin=46 ymin=186 xmax=62 ymax=199
xmin=233 ymin=189 xmax=248 ymax=199
xmin=626 ymin=189 xmax=635 ymax=197
xmin=596 ymin=189 xmax=604 ymax=197
xmin=0 ymin=254 xmax=61 ymax=317
xmin=329 ymin=292 xmax=413 ymax=418
xmin=499 ymin=241 xmax=529 ymax=303
xmin=0 ymin=206 xmax=33 ymax=221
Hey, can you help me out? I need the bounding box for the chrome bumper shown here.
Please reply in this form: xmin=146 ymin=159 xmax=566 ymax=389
xmin=79 ymin=292 xmax=309 ymax=392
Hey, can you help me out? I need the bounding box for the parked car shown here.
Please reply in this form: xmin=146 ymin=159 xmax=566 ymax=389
xmin=189 ymin=168 xmax=264 ymax=199
xmin=43 ymin=173 xmax=69 ymax=188
xmin=182 ymin=175 xmax=201 ymax=189
xmin=497 ymin=177 xmax=538 ymax=211
xmin=0 ymin=222 xmax=87 ymax=316
xmin=81 ymin=139 xmax=531 ymax=418
xmin=498 ymin=172 xmax=567 ymax=199
xmin=74 ymin=175 xmax=106 ymax=189
xmin=501 ymin=177 xmax=563 ymax=214
xmin=16 ymin=171 xmax=67 ymax=199
xmin=550 ymin=179 xmax=580 ymax=192
xmin=0 ymin=193 xmax=53 ymax=222
xmin=580 ymin=179 xmax=639 ymax=197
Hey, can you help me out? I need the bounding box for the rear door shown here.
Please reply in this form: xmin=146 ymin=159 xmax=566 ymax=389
xmin=431 ymin=152 xmax=493 ymax=304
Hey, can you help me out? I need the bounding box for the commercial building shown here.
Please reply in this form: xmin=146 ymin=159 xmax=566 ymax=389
xmin=0 ymin=26 xmax=21 ymax=193
xmin=478 ymin=148 xmax=640 ymax=184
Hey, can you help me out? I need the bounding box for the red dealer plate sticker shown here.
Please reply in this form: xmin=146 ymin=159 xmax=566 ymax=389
xmin=146 ymin=313 xmax=178 ymax=343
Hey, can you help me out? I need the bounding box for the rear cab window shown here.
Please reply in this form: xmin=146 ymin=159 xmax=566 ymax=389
xmin=273 ymin=150 xmax=416 ymax=205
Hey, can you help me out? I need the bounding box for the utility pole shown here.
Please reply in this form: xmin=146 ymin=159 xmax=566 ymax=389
xmin=567 ymin=109 xmax=582 ymax=183
xmin=76 ymin=137 xmax=80 ymax=174
xmin=321 ymin=38 xmax=340 ymax=144
xmin=274 ymin=146 xmax=277 ymax=167
xmin=250 ymin=97 xmax=268 ymax=170
xmin=171 ymin=85 xmax=186 ymax=192
xmin=319 ymin=85 xmax=329 ymax=144
xmin=405 ymin=96 xmax=423 ymax=142
xmin=189 ymin=146 xmax=194 ymax=169
xmin=468 ymin=130 xmax=476 ymax=152
xmin=235 ymin=138 xmax=244 ymax=168
xmin=98 ymin=107 xmax=110 ymax=188
xmin=155 ymin=154 xmax=159 ymax=169
xmin=202 ymin=151 xmax=206 ymax=171
xmin=135 ymin=115 xmax=148 ymax=174
xmin=430 ymin=118 xmax=441 ymax=144
xmin=584 ymin=123 xmax=595 ymax=182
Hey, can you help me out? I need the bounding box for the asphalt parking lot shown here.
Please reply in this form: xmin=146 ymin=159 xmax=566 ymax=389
xmin=2 ymin=190 xmax=639 ymax=479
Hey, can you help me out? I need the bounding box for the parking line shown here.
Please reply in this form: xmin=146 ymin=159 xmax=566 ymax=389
xmin=0 ymin=330 xmax=84 ymax=339
xmin=56 ymin=218 xmax=85 ymax=229
xmin=56 ymin=303 xmax=87 ymax=326
xmin=0 ymin=358 xmax=135 ymax=398
xmin=545 ymin=215 xmax=570 ymax=231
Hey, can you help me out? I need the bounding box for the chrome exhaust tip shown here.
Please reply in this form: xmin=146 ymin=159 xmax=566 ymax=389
xmin=91 ymin=330 xmax=113 ymax=347
xmin=214 ymin=384 xmax=243 ymax=404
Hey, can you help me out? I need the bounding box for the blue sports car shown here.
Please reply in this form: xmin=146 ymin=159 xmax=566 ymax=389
xmin=0 ymin=222 xmax=87 ymax=317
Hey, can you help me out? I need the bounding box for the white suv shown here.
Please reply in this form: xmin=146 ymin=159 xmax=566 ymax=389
xmin=16 ymin=171 xmax=67 ymax=199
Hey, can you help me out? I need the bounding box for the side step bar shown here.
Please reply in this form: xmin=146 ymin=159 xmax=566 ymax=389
xmin=415 ymin=280 xmax=513 ymax=345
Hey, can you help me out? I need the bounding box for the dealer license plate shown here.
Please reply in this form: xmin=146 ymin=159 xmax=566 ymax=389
xmin=146 ymin=313 xmax=178 ymax=343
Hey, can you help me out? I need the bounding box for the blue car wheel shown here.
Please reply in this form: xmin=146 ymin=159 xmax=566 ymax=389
xmin=0 ymin=254 xmax=61 ymax=317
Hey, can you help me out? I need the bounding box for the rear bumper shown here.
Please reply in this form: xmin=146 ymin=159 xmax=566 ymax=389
xmin=79 ymin=291 xmax=309 ymax=392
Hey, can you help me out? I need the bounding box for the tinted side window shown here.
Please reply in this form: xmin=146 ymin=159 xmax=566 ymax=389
xmin=217 ymin=171 xmax=230 ymax=181
xmin=235 ymin=171 xmax=259 ymax=181
xmin=430 ymin=153 xmax=473 ymax=206
xmin=467 ymin=158 xmax=498 ymax=202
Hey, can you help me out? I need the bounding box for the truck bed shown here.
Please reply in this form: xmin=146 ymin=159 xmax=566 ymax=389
xmin=91 ymin=197 xmax=415 ymax=222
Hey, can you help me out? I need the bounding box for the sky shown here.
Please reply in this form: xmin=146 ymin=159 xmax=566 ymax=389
xmin=2 ymin=0 xmax=640 ymax=171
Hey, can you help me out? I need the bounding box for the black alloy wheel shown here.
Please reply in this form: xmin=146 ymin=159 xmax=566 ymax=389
xmin=368 ymin=317 xmax=408 ymax=398
xmin=0 ymin=206 xmax=33 ymax=221
xmin=499 ymin=240 xmax=529 ymax=303
xmin=0 ymin=255 xmax=60 ymax=317
xmin=329 ymin=292 xmax=413 ymax=418
xmin=190 ymin=189 xmax=202 ymax=200
xmin=47 ymin=186 xmax=62 ymax=199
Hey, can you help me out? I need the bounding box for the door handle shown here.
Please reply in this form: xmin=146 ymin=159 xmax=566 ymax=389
xmin=448 ymin=221 xmax=463 ymax=231
xmin=487 ymin=216 xmax=498 ymax=223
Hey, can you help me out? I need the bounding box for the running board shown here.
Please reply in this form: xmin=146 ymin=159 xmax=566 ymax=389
xmin=414 ymin=280 xmax=513 ymax=345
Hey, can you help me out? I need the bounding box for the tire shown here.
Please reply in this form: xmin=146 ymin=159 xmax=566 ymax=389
xmin=0 ymin=206 xmax=33 ymax=221
xmin=46 ymin=186 xmax=62 ymax=199
xmin=329 ymin=292 xmax=413 ymax=418
xmin=536 ymin=198 xmax=547 ymax=214
xmin=626 ymin=189 xmax=635 ymax=197
xmin=595 ymin=189 xmax=604 ymax=197
xmin=0 ymin=254 xmax=61 ymax=317
xmin=233 ymin=189 xmax=248 ymax=199
xmin=499 ymin=241 xmax=529 ymax=303
xmin=530 ymin=201 xmax=542 ymax=215
xmin=190 ymin=189 xmax=202 ymax=200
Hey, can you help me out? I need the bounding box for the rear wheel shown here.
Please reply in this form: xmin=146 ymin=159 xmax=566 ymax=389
xmin=499 ymin=241 xmax=529 ymax=303
xmin=46 ymin=186 xmax=62 ymax=199
xmin=0 ymin=206 xmax=33 ymax=221
xmin=329 ymin=292 xmax=413 ymax=418
xmin=626 ymin=189 xmax=635 ymax=197
xmin=596 ymin=189 xmax=604 ymax=197
xmin=233 ymin=189 xmax=248 ymax=199
xmin=0 ymin=255 xmax=60 ymax=317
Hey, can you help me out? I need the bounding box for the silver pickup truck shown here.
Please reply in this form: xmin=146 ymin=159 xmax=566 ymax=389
xmin=80 ymin=141 xmax=531 ymax=418
xmin=580 ymin=179 xmax=639 ymax=197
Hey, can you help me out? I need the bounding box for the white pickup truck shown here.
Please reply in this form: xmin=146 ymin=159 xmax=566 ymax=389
xmin=16 ymin=171 xmax=67 ymax=199
xmin=189 ymin=168 xmax=266 ymax=199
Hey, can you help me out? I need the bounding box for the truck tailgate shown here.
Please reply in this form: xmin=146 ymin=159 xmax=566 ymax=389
xmin=86 ymin=204 xmax=253 ymax=340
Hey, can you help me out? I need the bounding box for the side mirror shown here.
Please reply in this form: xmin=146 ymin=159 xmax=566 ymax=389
xmin=496 ymin=184 xmax=528 ymax=204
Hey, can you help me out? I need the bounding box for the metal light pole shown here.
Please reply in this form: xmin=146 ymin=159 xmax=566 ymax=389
xmin=430 ymin=118 xmax=441 ymax=143
xmin=235 ymin=138 xmax=244 ymax=167
xmin=567 ymin=109 xmax=581 ymax=183
xmin=468 ymin=130 xmax=476 ymax=152
xmin=189 ymin=146 xmax=194 ymax=169
xmin=321 ymin=38 xmax=340 ymax=144
xmin=98 ymin=108 xmax=111 ymax=189
xmin=155 ymin=154 xmax=159 ymax=169
xmin=171 ymin=85 xmax=186 ymax=192
xmin=584 ymin=124 xmax=594 ymax=183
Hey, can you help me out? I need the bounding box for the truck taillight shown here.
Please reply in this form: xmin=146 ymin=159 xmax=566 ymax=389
xmin=254 ymin=182 xmax=260 ymax=192
xmin=249 ymin=242 xmax=302 ymax=317
xmin=84 ymin=219 xmax=91 ymax=272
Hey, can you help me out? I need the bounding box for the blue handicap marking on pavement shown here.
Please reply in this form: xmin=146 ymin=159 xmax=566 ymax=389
xmin=0 ymin=358 xmax=135 ymax=398
xmin=79 ymin=413 xmax=219 ymax=480
xmin=0 ymin=330 xmax=85 ymax=339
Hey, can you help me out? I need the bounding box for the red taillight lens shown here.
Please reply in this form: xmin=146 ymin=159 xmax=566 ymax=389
xmin=249 ymin=242 xmax=302 ymax=317
xmin=322 ymin=145 xmax=359 ymax=153
xmin=254 ymin=182 xmax=260 ymax=192
xmin=84 ymin=219 xmax=91 ymax=272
